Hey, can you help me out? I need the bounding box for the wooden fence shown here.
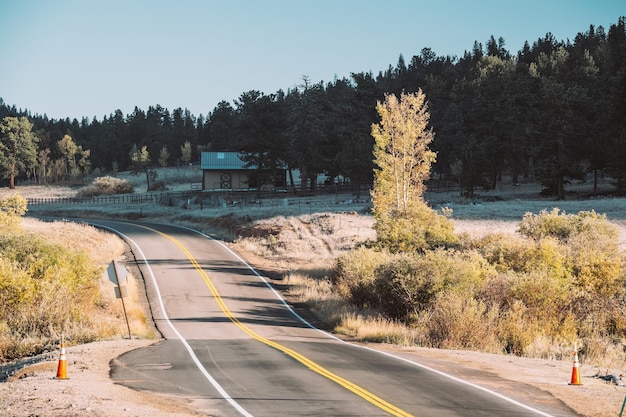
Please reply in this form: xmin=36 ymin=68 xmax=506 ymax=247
xmin=25 ymin=185 xmax=367 ymax=207
xmin=26 ymin=181 xmax=458 ymax=207
xmin=27 ymin=192 xmax=177 ymax=206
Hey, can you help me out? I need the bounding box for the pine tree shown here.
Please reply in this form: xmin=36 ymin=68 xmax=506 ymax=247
xmin=0 ymin=116 xmax=38 ymax=189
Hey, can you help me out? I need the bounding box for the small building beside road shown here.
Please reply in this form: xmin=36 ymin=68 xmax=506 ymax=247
xmin=200 ymin=152 xmax=287 ymax=191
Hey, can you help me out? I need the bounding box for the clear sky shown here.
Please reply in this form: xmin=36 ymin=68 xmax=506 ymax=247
xmin=0 ymin=0 xmax=624 ymax=121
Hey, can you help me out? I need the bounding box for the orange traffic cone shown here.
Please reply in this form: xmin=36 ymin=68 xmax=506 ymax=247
xmin=55 ymin=343 xmax=69 ymax=380
xmin=569 ymin=350 xmax=582 ymax=385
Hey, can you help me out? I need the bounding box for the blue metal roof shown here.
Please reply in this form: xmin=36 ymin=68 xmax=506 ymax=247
xmin=200 ymin=152 xmax=253 ymax=170
xmin=200 ymin=152 xmax=288 ymax=170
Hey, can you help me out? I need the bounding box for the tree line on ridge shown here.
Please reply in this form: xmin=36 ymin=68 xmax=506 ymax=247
xmin=1 ymin=17 xmax=625 ymax=198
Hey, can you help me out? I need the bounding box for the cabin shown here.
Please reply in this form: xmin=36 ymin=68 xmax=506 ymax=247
xmin=200 ymin=152 xmax=287 ymax=191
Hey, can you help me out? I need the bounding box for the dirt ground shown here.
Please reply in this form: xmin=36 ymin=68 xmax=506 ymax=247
xmin=0 ymin=339 xmax=203 ymax=417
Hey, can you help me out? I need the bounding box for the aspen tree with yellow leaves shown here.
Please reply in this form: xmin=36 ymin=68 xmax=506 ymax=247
xmin=371 ymin=90 xmax=436 ymax=213
xmin=371 ymin=90 xmax=456 ymax=252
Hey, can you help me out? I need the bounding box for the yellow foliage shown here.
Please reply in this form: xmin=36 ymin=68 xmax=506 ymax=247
xmin=0 ymin=193 xmax=27 ymax=228
xmin=0 ymin=219 xmax=136 ymax=361
xmin=331 ymin=246 xmax=390 ymax=306
xmin=371 ymin=90 xmax=436 ymax=216
xmin=374 ymin=202 xmax=458 ymax=253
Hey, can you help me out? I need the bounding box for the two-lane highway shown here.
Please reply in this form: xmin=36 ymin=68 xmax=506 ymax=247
xmin=91 ymin=219 xmax=578 ymax=417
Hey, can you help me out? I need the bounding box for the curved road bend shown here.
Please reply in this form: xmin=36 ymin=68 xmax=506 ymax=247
xmin=89 ymin=220 xmax=578 ymax=417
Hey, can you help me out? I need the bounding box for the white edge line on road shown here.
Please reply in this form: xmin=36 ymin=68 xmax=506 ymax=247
xmin=181 ymin=225 xmax=558 ymax=417
xmin=95 ymin=223 xmax=254 ymax=417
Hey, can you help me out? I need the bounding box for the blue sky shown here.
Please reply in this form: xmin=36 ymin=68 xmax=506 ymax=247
xmin=0 ymin=0 xmax=623 ymax=121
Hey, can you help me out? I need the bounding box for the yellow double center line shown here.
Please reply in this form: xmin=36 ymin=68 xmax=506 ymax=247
xmin=149 ymin=225 xmax=413 ymax=417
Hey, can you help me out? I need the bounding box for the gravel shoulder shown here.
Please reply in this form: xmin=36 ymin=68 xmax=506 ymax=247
xmin=0 ymin=339 xmax=202 ymax=417
xmin=1 ymin=333 xmax=625 ymax=417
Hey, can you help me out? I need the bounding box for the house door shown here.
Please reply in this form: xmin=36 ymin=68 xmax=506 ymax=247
xmin=220 ymin=173 xmax=232 ymax=189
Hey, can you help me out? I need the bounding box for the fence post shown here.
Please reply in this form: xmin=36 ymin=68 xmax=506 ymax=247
xmin=620 ymin=395 xmax=626 ymax=417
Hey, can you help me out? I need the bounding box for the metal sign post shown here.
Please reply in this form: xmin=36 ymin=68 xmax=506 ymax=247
xmin=104 ymin=260 xmax=131 ymax=338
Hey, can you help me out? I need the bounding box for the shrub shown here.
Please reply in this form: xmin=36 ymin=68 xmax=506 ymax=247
xmin=0 ymin=218 xmax=151 ymax=361
xmin=509 ymin=270 xmax=576 ymax=338
xmin=497 ymin=299 xmax=540 ymax=355
xmin=330 ymin=247 xmax=390 ymax=307
xmin=518 ymin=209 xmax=625 ymax=297
xmin=77 ymin=175 xmax=134 ymax=197
xmin=148 ymin=179 xmax=166 ymax=191
xmin=374 ymin=202 xmax=458 ymax=253
xmin=0 ymin=260 xmax=35 ymax=313
xmin=529 ymin=238 xmax=570 ymax=278
xmin=566 ymin=225 xmax=623 ymax=297
xmin=329 ymin=205 xmax=626 ymax=357
xmin=497 ymin=295 xmax=576 ymax=357
xmin=571 ymin=295 xmax=626 ymax=339
xmin=373 ymin=253 xmax=440 ymax=320
xmin=518 ymin=209 xmax=617 ymax=243
xmin=424 ymin=291 xmax=501 ymax=351
xmin=471 ymin=233 xmax=569 ymax=279
xmin=0 ymin=228 xmax=100 ymax=354
xmin=0 ymin=193 xmax=27 ymax=228
xmin=373 ymin=249 xmax=493 ymax=322
xmin=0 ymin=193 xmax=27 ymax=217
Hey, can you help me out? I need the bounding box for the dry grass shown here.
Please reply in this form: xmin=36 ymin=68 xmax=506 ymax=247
xmin=20 ymin=218 xmax=125 ymax=266
xmin=0 ymin=215 xmax=154 ymax=361
xmin=336 ymin=313 xmax=419 ymax=345
xmin=94 ymin=268 xmax=156 ymax=340
xmin=232 ymin=212 xmax=376 ymax=273
xmin=283 ymin=271 xmax=415 ymax=345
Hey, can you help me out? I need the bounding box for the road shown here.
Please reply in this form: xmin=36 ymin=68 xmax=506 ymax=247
xmin=91 ymin=219 xmax=577 ymax=417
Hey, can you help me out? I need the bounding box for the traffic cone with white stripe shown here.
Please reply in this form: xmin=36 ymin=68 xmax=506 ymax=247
xmin=569 ymin=350 xmax=582 ymax=385
xmin=55 ymin=343 xmax=69 ymax=380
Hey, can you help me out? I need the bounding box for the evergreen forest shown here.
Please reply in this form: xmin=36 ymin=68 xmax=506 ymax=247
xmin=1 ymin=17 xmax=625 ymax=198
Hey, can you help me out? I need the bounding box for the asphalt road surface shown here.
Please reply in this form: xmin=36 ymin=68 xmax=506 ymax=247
xmin=90 ymin=220 xmax=578 ymax=417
